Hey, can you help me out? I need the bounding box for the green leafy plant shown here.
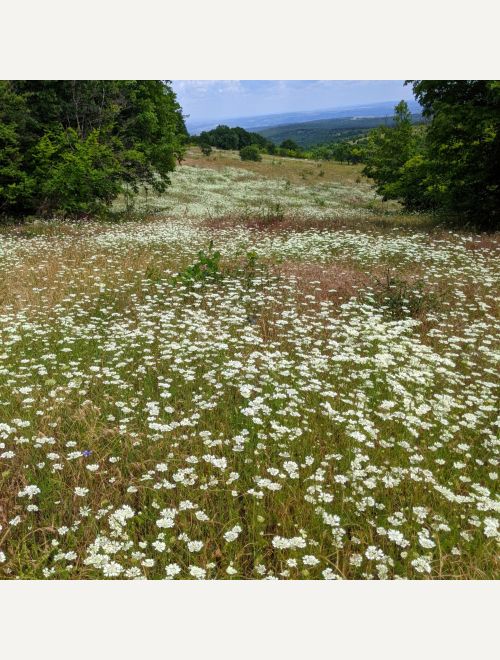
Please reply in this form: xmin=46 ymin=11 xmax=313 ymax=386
xmin=195 ymin=124 xmax=272 ymax=152
xmin=238 ymin=250 xmax=260 ymax=288
xmin=260 ymin=201 xmax=285 ymax=223
xmin=33 ymin=128 xmax=122 ymax=215
xmin=366 ymin=269 xmax=445 ymax=320
xmin=172 ymin=240 xmax=222 ymax=287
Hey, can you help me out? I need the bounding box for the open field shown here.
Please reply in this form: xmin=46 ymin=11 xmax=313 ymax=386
xmin=182 ymin=146 xmax=367 ymax=185
xmin=0 ymin=151 xmax=499 ymax=579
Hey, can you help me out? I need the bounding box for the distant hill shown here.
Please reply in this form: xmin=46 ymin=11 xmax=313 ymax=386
xmin=186 ymin=99 xmax=422 ymax=136
xmin=255 ymin=112 xmax=424 ymax=148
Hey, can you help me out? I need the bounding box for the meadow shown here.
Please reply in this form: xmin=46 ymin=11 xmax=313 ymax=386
xmin=0 ymin=148 xmax=498 ymax=579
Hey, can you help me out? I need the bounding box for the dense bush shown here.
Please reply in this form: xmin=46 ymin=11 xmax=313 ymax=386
xmin=239 ymin=145 xmax=262 ymax=161
xmin=0 ymin=80 xmax=187 ymax=217
xmin=33 ymin=128 xmax=123 ymax=215
xmin=310 ymin=139 xmax=367 ymax=164
xmin=280 ymin=139 xmax=299 ymax=151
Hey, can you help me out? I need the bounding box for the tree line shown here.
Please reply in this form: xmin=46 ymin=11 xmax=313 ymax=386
xmin=316 ymin=81 xmax=498 ymax=229
xmin=0 ymin=80 xmax=187 ymax=217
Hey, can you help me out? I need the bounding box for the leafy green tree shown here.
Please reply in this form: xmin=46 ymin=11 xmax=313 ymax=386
xmin=195 ymin=125 xmax=272 ymax=152
xmin=363 ymin=101 xmax=419 ymax=200
xmin=410 ymin=80 xmax=500 ymax=227
xmin=331 ymin=142 xmax=349 ymax=163
xmin=239 ymin=145 xmax=262 ymax=161
xmin=114 ymin=80 xmax=187 ymax=193
xmin=199 ymin=125 xmax=239 ymax=150
xmin=0 ymin=80 xmax=187 ymax=217
xmin=233 ymin=127 xmax=256 ymax=148
xmin=33 ymin=128 xmax=123 ymax=214
xmin=0 ymin=82 xmax=34 ymax=213
xmin=362 ymin=84 xmax=500 ymax=227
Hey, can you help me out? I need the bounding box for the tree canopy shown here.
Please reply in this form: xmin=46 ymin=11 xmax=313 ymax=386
xmin=0 ymin=80 xmax=187 ymax=216
xmin=361 ymin=83 xmax=499 ymax=228
xmin=410 ymin=80 xmax=500 ymax=225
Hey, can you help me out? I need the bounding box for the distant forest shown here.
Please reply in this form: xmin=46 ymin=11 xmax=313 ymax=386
xmin=254 ymin=113 xmax=424 ymax=148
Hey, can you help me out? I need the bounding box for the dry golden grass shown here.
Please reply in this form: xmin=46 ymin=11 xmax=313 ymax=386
xmin=183 ymin=146 xmax=365 ymax=186
xmin=0 ymin=240 xmax=168 ymax=316
xmin=275 ymin=261 xmax=370 ymax=305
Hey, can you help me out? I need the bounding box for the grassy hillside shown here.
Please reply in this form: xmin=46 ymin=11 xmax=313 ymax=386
xmin=1 ymin=148 xmax=498 ymax=580
xmin=181 ymin=147 xmax=366 ymax=185
xmin=256 ymin=113 xmax=424 ymax=147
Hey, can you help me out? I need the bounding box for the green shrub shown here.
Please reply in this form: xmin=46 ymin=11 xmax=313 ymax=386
xmin=33 ymin=129 xmax=122 ymax=215
xmin=172 ymin=241 xmax=222 ymax=288
xmin=280 ymin=139 xmax=299 ymax=151
xmin=239 ymin=145 xmax=262 ymax=162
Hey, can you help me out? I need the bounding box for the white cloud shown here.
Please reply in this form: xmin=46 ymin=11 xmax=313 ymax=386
xmin=174 ymin=80 xmax=243 ymax=96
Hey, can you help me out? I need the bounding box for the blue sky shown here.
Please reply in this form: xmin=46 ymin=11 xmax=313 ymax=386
xmin=172 ymin=80 xmax=415 ymax=123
